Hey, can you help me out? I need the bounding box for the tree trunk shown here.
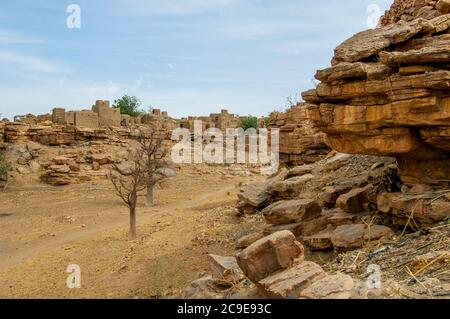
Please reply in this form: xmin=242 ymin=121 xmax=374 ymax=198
xmin=146 ymin=176 xmax=154 ymax=207
xmin=129 ymin=199 xmax=137 ymax=239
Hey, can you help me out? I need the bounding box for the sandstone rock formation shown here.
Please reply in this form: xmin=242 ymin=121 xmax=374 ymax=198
xmin=269 ymin=106 xmax=329 ymax=165
xmin=301 ymin=8 xmax=450 ymax=186
xmin=380 ymin=0 xmax=447 ymax=26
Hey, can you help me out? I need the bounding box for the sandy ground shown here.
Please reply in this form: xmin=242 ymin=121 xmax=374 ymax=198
xmin=0 ymin=166 xmax=265 ymax=298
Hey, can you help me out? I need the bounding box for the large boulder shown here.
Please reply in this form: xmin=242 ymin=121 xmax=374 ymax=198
xmin=330 ymin=224 xmax=394 ymax=251
xmin=237 ymin=182 xmax=268 ymax=209
xmin=377 ymin=192 xmax=450 ymax=226
xmin=262 ymin=199 xmax=322 ymax=225
xmin=336 ymin=185 xmax=374 ymax=214
xmin=236 ymin=231 xmax=304 ymax=283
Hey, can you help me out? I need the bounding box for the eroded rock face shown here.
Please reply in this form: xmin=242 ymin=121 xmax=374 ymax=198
xmin=301 ymin=8 xmax=450 ymax=186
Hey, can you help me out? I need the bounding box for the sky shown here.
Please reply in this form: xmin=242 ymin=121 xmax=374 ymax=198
xmin=0 ymin=0 xmax=393 ymax=120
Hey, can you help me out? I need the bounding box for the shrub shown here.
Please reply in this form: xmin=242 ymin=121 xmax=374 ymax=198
xmin=240 ymin=116 xmax=258 ymax=131
xmin=113 ymin=95 xmax=144 ymax=117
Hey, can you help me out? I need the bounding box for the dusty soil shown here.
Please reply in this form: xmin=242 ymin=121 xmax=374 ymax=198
xmin=0 ymin=165 xmax=265 ymax=298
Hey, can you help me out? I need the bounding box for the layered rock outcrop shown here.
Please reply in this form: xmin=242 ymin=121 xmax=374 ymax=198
xmin=302 ymin=7 xmax=450 ymax=185
xmin=269 ymin=106 xmax=330 ymax=165
xmin=380 ymin=0 xmax=449 ymax=26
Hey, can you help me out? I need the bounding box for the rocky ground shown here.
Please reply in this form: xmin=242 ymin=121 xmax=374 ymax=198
xmin=182 ymin=153 xmax=449 ymax=299
xmin=0 ymin=164 xmax=265 ymax=298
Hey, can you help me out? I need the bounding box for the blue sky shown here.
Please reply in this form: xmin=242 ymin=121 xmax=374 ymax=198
xmin=0 ymin=0 xmax=392 ymax=120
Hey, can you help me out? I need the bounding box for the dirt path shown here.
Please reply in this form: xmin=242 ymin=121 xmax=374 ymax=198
xmin=0 ymin=185 xmax=236 ymax=272
xmin=0 ymin=170 xmax=265 ymax=298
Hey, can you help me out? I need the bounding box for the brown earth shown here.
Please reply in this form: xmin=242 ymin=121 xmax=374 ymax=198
xmin=0 ymin=166 xmax=265 ymax=298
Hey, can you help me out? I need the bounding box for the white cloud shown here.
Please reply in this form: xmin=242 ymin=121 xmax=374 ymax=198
xmin=0 ymin=50 xmax=67 ymax=73
xmin=0 ymin=29 xmax=44 ymax=45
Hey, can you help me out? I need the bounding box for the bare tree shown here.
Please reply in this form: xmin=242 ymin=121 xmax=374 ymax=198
xmin=109 ymin=149 xmax=146 ymax=238
xmin=109 ymin=128 xmax=169 ymax=238
xmin=137 ymin=128 xmax=169 ymax=207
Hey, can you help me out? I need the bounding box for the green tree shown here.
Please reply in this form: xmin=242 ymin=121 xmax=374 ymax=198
xmin=113 ymin=95 xmax=144 ymax=117
xmin=240 ymin=116 xmax=258 ymax=131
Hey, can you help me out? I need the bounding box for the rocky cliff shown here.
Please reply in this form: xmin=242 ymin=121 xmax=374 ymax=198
xmin=301 ymin=2 xmax=450 ymax=185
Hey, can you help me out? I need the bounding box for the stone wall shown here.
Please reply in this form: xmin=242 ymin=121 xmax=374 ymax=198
xmin=75 ymin=110 xmax=99 ymax=129
xmin=92 ymin=100 xmax=121 ymax=127
xmin=180 ymin=109 xmax=241 ymax=132
xmin=52 ymin=108 xmax=66 ymax=125
xmin=302 ymin=6 xmax=450 ymax=185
